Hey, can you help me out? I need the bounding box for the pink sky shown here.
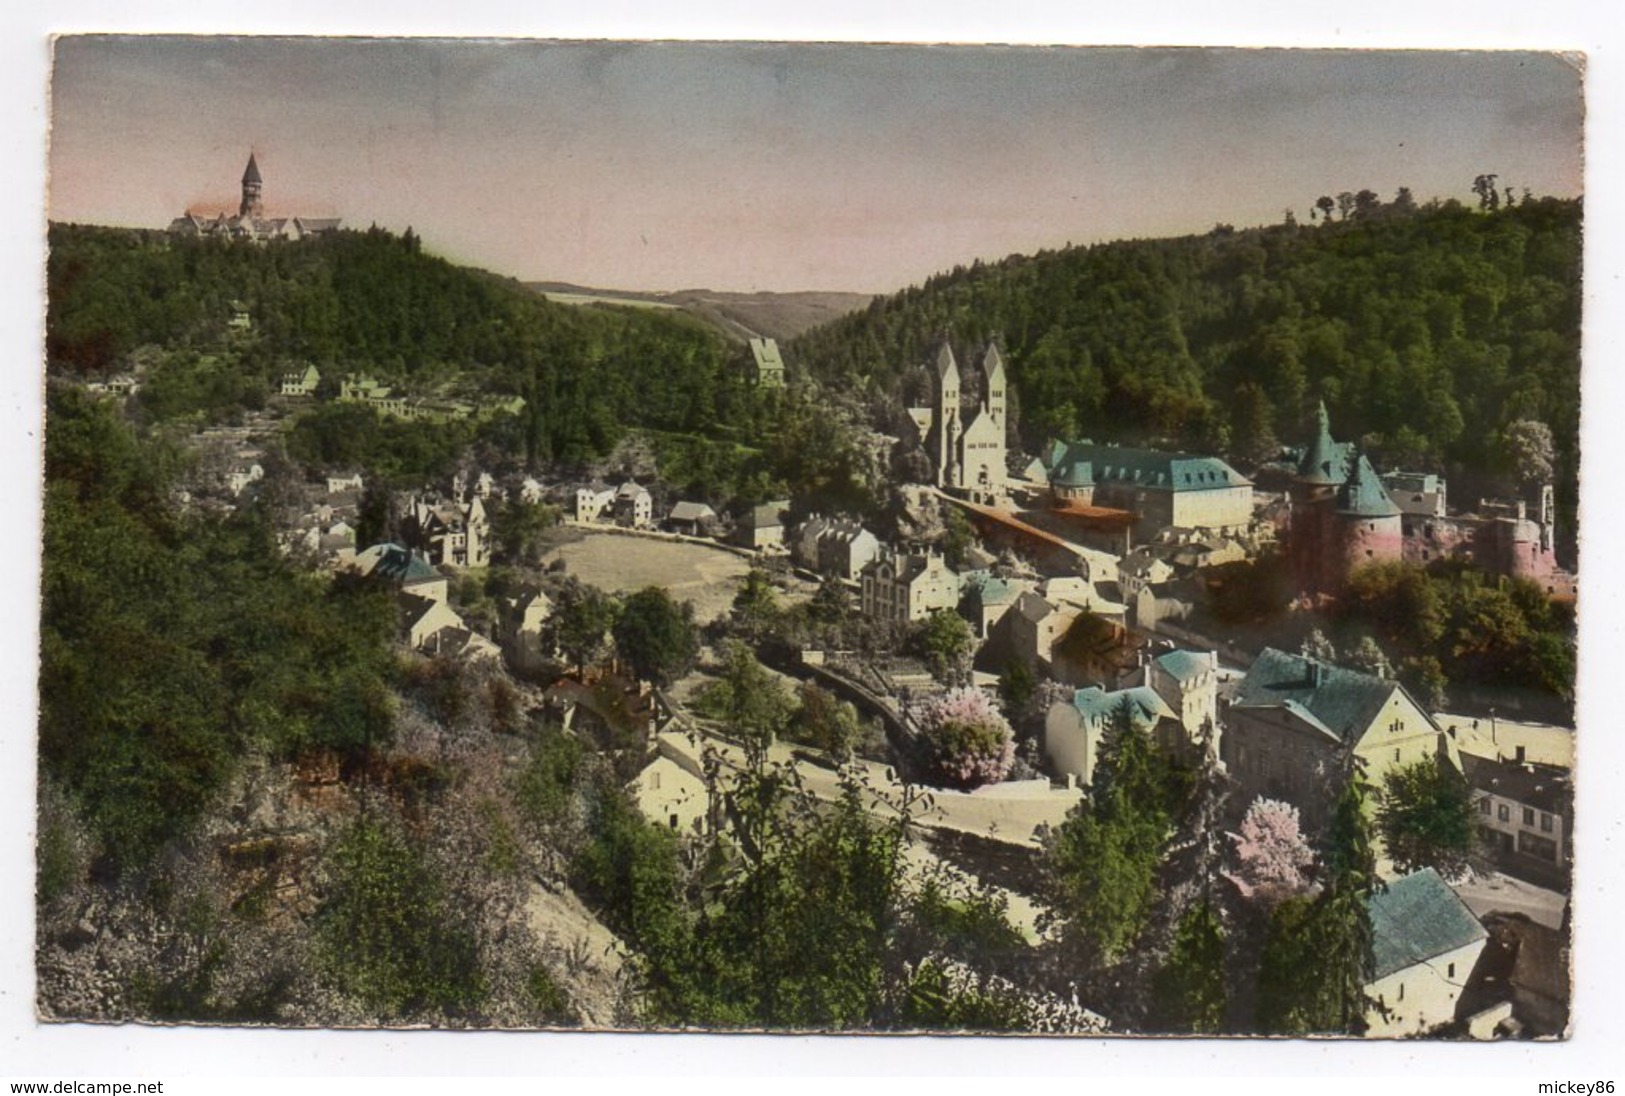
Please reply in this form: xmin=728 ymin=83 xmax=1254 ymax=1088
xmin=49 ymin=39 xmax=1583 ymax=293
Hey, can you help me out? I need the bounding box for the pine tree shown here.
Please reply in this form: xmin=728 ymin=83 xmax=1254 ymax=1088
xmin=1046 ymin=698 xmax=1174 ymax=963
xmin=1151 ymin=900 xmax=1227 ymax=1033
xmin=1255 ymin=771 xmax=1376 ymax=1033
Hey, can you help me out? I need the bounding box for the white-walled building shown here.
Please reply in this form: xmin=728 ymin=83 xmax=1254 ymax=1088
xmin=1364 ymin=868 xmax=1488 ymax=1038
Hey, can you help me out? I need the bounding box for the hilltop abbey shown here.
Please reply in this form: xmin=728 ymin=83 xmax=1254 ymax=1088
xmin=169 ymin=153 xmax=342 ymax=242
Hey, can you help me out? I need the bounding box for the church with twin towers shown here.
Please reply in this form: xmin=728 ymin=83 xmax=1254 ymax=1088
xmin=908 ymin=339 xmax=1009 ymax=499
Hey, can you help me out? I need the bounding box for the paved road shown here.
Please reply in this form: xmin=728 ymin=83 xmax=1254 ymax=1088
xmin=1450 ymin=870 xmax=1568 ymax=930
xmin=765 ymin=739 xmax=1083 ymax=847
xmin=655 ymin=724 xmax=1082 ymax=849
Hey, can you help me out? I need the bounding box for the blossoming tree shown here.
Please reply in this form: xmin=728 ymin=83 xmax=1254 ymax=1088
xmin=914 ymin=687 xmax=1015 ymax=790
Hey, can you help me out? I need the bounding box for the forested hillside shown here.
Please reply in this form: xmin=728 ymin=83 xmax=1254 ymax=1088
xmin=47 ymin=224 xmax=765 ymax=467
xmin=791 ymin=196 xmax=1581 ymax=519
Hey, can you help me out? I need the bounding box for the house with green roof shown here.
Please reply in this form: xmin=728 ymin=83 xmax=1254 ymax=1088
xmin=1365 ymin=868 xmax=1488 ymax=1037
xmin=958 ymin=571 xmax=1032 ymax=639
xmin=1044 ymin=684 xmax=1176 ymax=788
xmin=1221 ymin=647 xmax=1461 ymax=835
xmin=1044 ymin=647 xmax=1220 ymax=786
xmin=1043 ymin=439 xmax=1252 ymax=543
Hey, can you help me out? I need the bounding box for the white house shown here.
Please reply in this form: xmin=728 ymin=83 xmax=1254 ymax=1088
xmin=326 ymin=471 xmax=364 ymax=494
xmin=860 ymin=550 xmax=959 ymax=623
xmin=614 ymin=481 xmax=654 ymax=528
xmin=575 ymin=483 xmax=616 ymax=522
xmin=1044 ymin=684 xmax=1176 ymax=788
xmin=1364 ymin=868 xmax=1488 ymax=1038
xmin=226 ymin=463 xmax=265 ymax=496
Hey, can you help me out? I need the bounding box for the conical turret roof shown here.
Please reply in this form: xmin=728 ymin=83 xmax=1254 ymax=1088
xmin=1298 ymin=400 xmax=1347 ymax=484
xmin=242 ymin=153 xmax=262 ymax=185
xmin=1337 ymin=451 xmax=1401 ymax=517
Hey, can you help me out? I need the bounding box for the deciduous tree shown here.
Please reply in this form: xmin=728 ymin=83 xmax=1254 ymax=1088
xmin=613 ymin=586 xmax=698 ymax=686
xmin=1376 ymin=757 xmax=1476 ymax=877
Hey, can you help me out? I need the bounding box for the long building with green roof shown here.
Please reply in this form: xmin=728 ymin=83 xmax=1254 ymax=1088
xmin=1043 ymin=439 xmax=1252 ymax=542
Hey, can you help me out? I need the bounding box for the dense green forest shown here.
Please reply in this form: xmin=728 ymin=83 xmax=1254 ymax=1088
xmin=791 ymin=195 xmax=1581 ymax=530
xmin=47 ymin=224 xmax=773 ymax=468
xmin=45 ymin=224 xmax=888 ymax=510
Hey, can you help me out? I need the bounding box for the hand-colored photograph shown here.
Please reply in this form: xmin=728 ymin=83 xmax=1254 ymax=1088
xmin=40 ymin=37 xmax=1580 ymax=1037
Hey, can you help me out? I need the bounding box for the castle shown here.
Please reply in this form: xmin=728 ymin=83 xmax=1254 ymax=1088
xmin=169 ymin=153 xmax=342 ymax=242
xmin=907 ymin=340 xmax=1008 ymax=499
xmin=1285 ymin=402 xmax=1405 ymax=595
xmin=1286 ymin=403 xmax=1574 ymax=598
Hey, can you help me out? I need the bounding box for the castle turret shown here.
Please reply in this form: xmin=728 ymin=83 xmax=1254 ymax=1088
xmin=1297 ymin=400 xmax=1343 ymax=485
xmin=1334 ymin=449 xmax=1404 ymax=582
xmin=239 ymin=153 xmax=263 ymax=219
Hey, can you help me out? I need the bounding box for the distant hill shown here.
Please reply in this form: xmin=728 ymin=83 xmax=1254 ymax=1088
xmin=789 ymin=197 xmax=1582 ymax=537
xmin=47 ymin=224 xmax=774 ymax=469
xmin=528 ymin=282 xmax=874 ymax=343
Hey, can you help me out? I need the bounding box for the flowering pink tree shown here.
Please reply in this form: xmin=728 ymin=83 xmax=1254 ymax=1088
xmin=1227 ymin=797 xmax=1316 ymax=906
xmin=914 ymin=687 xmax=1015 ymax=790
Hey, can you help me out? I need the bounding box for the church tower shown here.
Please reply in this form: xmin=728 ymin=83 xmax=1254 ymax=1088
xmin=239 ymin=153 xmax=264 ymax=219
xmin=980 ymin=343 xmax=1007 ymax=427
xmin=931 ymin=341 xmax=961 ymax=489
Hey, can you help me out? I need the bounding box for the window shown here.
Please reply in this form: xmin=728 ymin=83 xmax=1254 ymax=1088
xmin=1498 ymin=804 xmax=1510 ymax=823
xmin=1479 ymin=798 xmax=1492 ymax=815
xmin=1398 ymin=983 xmax=1405 ymax=1002
xmin=1523 ymin=807 xmax=1536 ymax=826
xmin=1541 ymin=813 xmax=1554 ymax=833
xmin=1448 ymin=963 xmax=1456 ymax=980
xmin=1518 ymin=830 xmax=1559 ymax=862
xmin=1394 ymin=748 xmax=1401 ymax=762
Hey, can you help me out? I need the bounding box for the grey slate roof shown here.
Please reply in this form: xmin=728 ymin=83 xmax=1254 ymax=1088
xmin=1014 ymin=590 xmax=1057 ymax=624
xmin=1231 ymin=647 xmax=1412 ymax=745
xmin=358 ymin=542 xmax=438 ymax=583
xmin=1298 ymin=401 xmax=1353 ymax=485
xmin=1460 ymin=754 xmax=1571 ymax=815
xmin=669 ymin=501 xmax=717 ymax=522
xmin=746 ymin=502 xmax=788 ymax=529
xmin=1369 ymin=868 xmax=1487 ymax=979
xmin=1338 ymin=453 xmax=1402 ymax=518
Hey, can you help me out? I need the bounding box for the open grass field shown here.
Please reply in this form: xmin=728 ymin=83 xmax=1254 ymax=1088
xmin=547 ymin=532 xmax=755 ymax=622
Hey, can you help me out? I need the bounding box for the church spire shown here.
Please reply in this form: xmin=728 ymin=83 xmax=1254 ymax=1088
xmin=239 ymin=152 xmax=264 ymax=219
